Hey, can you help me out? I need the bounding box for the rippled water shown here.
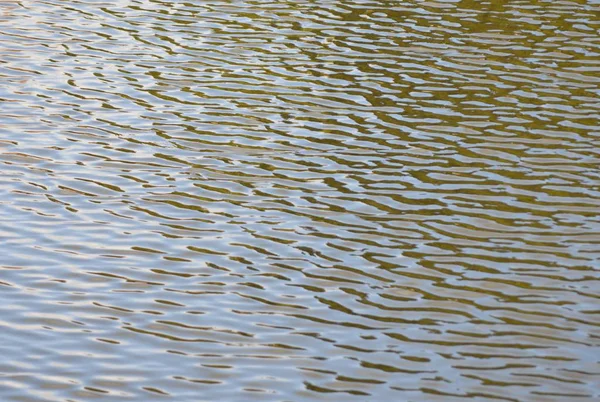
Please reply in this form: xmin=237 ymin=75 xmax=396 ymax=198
xmin=1 ymin=0 xmax=600 ymax=400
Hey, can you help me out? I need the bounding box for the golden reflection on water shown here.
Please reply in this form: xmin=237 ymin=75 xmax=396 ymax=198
xmin=1 ymin=0 xmax=599 ymax=400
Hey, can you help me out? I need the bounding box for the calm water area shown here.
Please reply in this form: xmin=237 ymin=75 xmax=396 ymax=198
xmin=1 ymin=0 xmax=600 ymax=401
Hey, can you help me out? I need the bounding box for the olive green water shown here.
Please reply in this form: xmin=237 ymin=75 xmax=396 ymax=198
xmin=1 ymin=0 xmax=599 ymax=401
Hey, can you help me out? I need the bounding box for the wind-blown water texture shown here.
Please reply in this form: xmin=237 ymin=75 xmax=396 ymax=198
xmin=1 ymin=0 xmax=599 ymax=400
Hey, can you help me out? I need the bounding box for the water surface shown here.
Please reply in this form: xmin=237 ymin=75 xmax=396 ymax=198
xmin=1 ymin=0 xmax=600 ymax=401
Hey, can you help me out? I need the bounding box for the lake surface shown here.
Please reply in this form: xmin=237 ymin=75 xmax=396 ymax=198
xmin=1 ymin=0 xmax=599 ymax=401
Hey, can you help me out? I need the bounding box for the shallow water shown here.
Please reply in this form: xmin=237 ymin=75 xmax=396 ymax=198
xmin=1 ymin=0 xmax=600 ymax=401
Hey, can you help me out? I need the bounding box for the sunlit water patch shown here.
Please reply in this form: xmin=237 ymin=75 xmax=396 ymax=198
xmin=1 ymin=0 xmax=599 ymax=401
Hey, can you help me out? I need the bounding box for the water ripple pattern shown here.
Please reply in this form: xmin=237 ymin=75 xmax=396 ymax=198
xmin=1 ymin=0 xmax=600 ymax=401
